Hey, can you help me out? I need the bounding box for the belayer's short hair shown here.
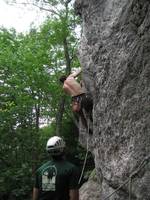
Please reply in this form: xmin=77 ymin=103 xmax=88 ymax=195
xmin=59 ymin=75 xmax=67 ymax=83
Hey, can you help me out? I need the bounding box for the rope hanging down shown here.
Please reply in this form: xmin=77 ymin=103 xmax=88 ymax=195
xmin=103 ymin=155 xmax=150 ymax=200
xmin=78 ymin=118 xmax=90 ymax=185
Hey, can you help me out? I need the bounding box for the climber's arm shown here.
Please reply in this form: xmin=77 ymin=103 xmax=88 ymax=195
xmin=69 ymin=68 xmax=82 ymax=78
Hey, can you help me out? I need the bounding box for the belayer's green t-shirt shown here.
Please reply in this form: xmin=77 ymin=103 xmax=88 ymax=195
xmin=34 ymin=159 xmax=79 ymax=200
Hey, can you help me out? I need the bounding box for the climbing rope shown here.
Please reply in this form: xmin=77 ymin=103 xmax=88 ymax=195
xmin=66 ymin=107 xmax=91 ymax=186
xmin=128 ymin=176 xmax=132 ymax=200
xmin=103 ymin=155 xmax=150 ymax=200
xmin=78 ymin=117 xmax=90 ymax=185
xmin=78 ymin=138 xmax=89 ymax=185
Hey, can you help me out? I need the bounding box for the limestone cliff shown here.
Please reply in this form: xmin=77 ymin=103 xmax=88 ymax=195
xmin=74 ymin=0 xmax=150 ymax=199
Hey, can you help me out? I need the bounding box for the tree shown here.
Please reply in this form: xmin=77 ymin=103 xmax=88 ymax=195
xmin=0 ymin=2 xmax=82 ymax=199
xmin=6 ymin=0 xmax=80 ymax=134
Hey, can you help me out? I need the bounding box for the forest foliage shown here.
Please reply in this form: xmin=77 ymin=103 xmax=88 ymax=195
xmin=0 ymin=1 xmax=94 ymax=199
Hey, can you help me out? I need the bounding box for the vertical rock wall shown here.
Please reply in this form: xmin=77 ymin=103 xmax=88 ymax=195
xmin=75 ymin=0 xmax=150 ymax=199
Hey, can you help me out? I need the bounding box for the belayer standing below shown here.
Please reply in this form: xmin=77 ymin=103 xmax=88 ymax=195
xmin=32 ymin=136 xmax=79 ymax=200
xmin=59 ymin=68 xmax=93 ymax=133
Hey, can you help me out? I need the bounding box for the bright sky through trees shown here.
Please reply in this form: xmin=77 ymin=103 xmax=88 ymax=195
xmin=0 ymin=0 xmax=81 ymax=37
xmin=0 ymin=0 xmax=48 ymax=33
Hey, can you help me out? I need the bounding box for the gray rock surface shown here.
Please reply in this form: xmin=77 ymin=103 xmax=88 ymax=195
xmin=79 ymin=179 xmax=101 ymax=200
xmin=79 ymin=170 xmax=101 ymax=200
xmin=75 ymin=0 xmax=150 ymax=199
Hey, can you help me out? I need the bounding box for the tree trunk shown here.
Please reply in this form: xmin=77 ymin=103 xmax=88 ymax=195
xmin=55 ymin=37 xmax=72 ymax=135
xmin=55 ymin=95 xmax=66 ymax=136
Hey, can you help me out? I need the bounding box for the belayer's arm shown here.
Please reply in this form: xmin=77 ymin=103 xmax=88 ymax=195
xmin=69 ymin=189 xmax=79 ymax=200
xmin=32 ymin=187 xmax=39 ymax=200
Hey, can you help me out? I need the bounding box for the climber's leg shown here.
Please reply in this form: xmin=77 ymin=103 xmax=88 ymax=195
xmin=72 ymin=94 xmax=93 ymax=134
xmin=81 ymin=94 xmax=93 ymax=121
xmin=81 ymin=109 xmax=92 ymax=134
xmin=79 ymin=109 xmax=93 ymax=134
xmin=71 ymin=95 xmax=83 ymax=112
xmin=81 ymin=94 xmax=93 ymax=134
xmin=72 ymin=94 xmax=92 ymax=134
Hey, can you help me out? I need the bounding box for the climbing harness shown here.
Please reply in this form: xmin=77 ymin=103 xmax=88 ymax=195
xmin=71 ymin=93 xmax=84 ymax=113
xmin=103 ymin=155 xmax=150 ymax=200
xmin=78 ymin=118 xmax=91 ymax=185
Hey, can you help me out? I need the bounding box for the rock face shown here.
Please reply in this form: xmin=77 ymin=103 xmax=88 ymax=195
xmin=79 ymin=180 xmax=100 ymax=200
xmin=75 ymin=0 xmax=150 ymax=199
xmin=80 ymin=176 xmax=101 ymax=200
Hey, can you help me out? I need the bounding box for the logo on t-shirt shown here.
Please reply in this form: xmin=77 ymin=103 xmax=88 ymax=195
xmin=42 ymin=165 xmax=57 ymax=191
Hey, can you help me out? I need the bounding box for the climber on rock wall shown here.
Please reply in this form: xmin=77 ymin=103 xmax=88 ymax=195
xmin=59 ymin=68 xmax=93 ymax=134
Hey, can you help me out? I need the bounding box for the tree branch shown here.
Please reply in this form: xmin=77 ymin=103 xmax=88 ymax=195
xmin=8 ymin=1 xmax=61 ymax=17
xmin=0 ymin=157 xmax=11 ymax=167
xmin=70 ymin=41 xmax=78 ymax=61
